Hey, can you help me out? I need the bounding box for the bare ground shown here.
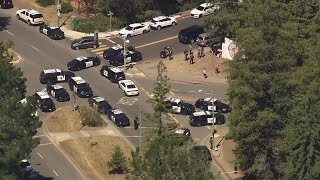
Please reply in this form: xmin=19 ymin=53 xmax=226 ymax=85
xmin=8 ymin=49 xmax=19 ymax=62
xmin=60 ymin=136 xmax=132 ymax=180
xmin=46 ymin=106 xmax=106 ymax=133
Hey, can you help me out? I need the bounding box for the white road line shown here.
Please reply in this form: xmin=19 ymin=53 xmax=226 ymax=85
xmin=5 ymin=30 xmax=14 ymax=36
xmin=189 ymin=91 xmax=196 ymax=93
xmin=52 ymin=169 xmax=59 ymax=176
xmin=37 ymin=152 xmax=43 ymax=159
xmin=205 ymin=92 xmax=214 ymax=95
xmin=171 ymin=89 xmax=179 ymax=92
xmin=106 ymin=38 xmax=115 ymax=44
xmin=31 ymin=45 xmax=39 ymax=51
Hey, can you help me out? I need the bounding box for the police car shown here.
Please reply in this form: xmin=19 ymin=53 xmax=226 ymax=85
xmin=34 ymin=91 xmax=55 ymax=112
xmin=174 ymin=128 xmax=191 ymax=136
xmin=164 ymin=97 xmax=195 ymax=115
xmin=102 ymin=44 xmax=136 ymax=60
xmin=195 ymin=98 xmax=231 ymax=113
xmin=68 ymin=76 xmax=93 ymax=98
xmin=109 ymin=50 xmax=142 ymax=66
xmin=46 ymin=84 xmax=70 ymax=102
xmin=67 ymin=56 xmax=101 ymax=71
xmin=100 ymin=65 xmax=126 ymax=83
xmin=88 ymin=96 xmax=112 ymax=114
xmin=118 ymin=80 xmax=139 ymax=96
xmin=189 ymin=111 xmax=225 ymax=127
xmin=39 ymin=24 xmax=65 ymax=40
xmin=39 ymin=69 xmax=75 ymax=84
xmin=106 ymin=108 xmax=130 ymax=127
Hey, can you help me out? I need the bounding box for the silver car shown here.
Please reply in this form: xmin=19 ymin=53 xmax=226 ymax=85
xmin=196 ymin=33 xmax=222 ymax=47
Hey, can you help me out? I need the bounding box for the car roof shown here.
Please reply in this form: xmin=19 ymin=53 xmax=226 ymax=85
xmin=71 ymin=76 xmax=86 ymax=84
xmin=52 ymin=84 xmax=63 ymax=90
xmin=75 ymin=56 xmax=88 ymax=61
xmin=120 ymin=80 xmax=135 ymax=85
xmin=129 ymin=23 xmax=145 ymax=28
xmin=175 ymin=128 xmax=189 ymax=134
xmin=109 ymin=66 xmax=123 ymax=73
xmin=198 ymin=33 xmax=210 ymax=38
xmin=112 ymin=108 xmax=123 ymax=115
xmin=43 ymin=69 xmax=61 ymax=74
xmin=82 ymin=36 xmax=94 ymax=40
xmin=152 ymin=16 xmax=169 ymax=21
xmin=21 ymin=9 xmax=42 ymax=15
xmin=93 ymin=96 xmax=105 ymax=102
xmin=200 ymin=3 xmax=213 ymax=7
xmin=36 ymin=91 xmax=50 ymax=99
xmin=204 ymin=98 xmax=217 ymax=102
xmin=180 ymin=25 xmax=204 ymax=34
xmin=192 ymin=111 xmax=211 ymax=116
xmin=111 ymin=44 xmax=123 ymax=50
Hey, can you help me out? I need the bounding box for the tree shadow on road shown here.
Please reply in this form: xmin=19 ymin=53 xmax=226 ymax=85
xmin=31 ymin=171 xmax=55 ymax=180
xmin=0 ymin=16 xmax=11 ymax=31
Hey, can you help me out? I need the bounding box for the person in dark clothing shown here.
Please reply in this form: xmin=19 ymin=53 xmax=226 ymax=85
xmin=190 ymin=52 xmax=194 ymax=64
xmin=209 ymin=136 xmax=214 ymax=149
xmin=197 ymin=46 xmax=201 ymax=58
xmin=184 ymin=49 xmax=189 ymax=61
xmin=201 ymin=46 xmax=204 ymax=58
xmin=134 ymin=115 xmax=139 ymax=130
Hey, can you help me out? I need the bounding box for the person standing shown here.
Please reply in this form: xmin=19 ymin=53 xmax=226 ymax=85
xmin=184 ymin=49 xmax=189 ymax=61
xmin=209 ymin=136 xmax=214 ymax=149
xmin=197 ymin=46 xmax=201 ymax=58
xmin=203 ymin=68 xmax=207 ymax=79
xmin=190 ymin=52 xmax=194 ymax=64
xmin=214 ymin=64 xmax=220 ymax=74
xmin=134 ymin=115 xmax=139 ymax=130
xmin=201 ymin=46 xmax=204 ymax=58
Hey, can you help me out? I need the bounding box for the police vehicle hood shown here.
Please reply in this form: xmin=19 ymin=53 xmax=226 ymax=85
xmin=180 ymin=102 xmax=195 ymax=110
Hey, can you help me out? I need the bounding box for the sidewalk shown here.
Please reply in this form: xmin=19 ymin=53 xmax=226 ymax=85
xmin=61 ymin=11 xmax=191 ymax=40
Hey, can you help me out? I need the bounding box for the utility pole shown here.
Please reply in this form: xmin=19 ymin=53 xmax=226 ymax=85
xmin=212 ymin=90 xmax=218 ymax=151
xmin=107 ymin=11 xmax=114 ymax=32
xmin=122 ymin=37 xmax=129 ymax=71
xmin=139 ymin=103 xmax=142 ymax=155
xmin=57 ymin=0 xmax=61 ymax=27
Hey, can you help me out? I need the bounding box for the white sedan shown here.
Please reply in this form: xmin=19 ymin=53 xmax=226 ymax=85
xmin=119 ymin=23 xmax=150 ymax=38
xmin=118 ymin=80 xmax=139 ymax=96
xmin=190 ymin=3 xmax=220 ymax=18
xmin=150 ymin=16 xmax=177 ymax=30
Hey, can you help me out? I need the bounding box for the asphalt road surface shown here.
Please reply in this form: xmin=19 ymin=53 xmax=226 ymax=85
xmin=0 ymin=8 xmax=228 ymax=179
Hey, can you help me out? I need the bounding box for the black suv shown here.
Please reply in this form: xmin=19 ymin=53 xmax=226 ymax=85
xmin=88 ymin=96 xmax=112 ymax=114
xmin=189 ymin=111 xmax=225 ymax=127
xmin=109 ymin=50 xmax=142 ymax=66
xmin=35 ymin=91 xmax=55 ymax=112
xmin=46 ymin=83 xmax=70 ymax=102
xmin=71 ymin=36 xmax=99 ymax=50
xmin=68 ymin=76 xmax=93 ymax=98
xmin=103 ymin=44 xmax=135 ymax=60
xmin=0 ymin=0 xmax=13 ymax=9
xmin=67 ymin=56 xmax=100 ymax=71
xmin=100 ymin=65 xmax=126 ymax=83
xmin=164 ymin=97 xmax=195 ymax=115
xmin=106 ymin=108 xmax=130 ymax=127
xmin=178 ymin=25 xmax=205 ymax=44
xmin=39 ymin=69 xmax=75 ymax=84
xmin=195 ymin=98 xmax=231 ymax=113
xmin=39 ymin=24 xmax=65 ymax=40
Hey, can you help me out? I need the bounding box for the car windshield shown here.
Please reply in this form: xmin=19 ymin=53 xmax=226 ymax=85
xmin=151 ymin=19 xmax=158 ymax=23
xmin=125 ymin=26 xmax=134 ymax=31
xmin=196 ymin=6 xmax=205 ymax=11
xmin=52 ymin=28 xmax=63 ymax=34
xmin=127 ymin=85 xmax=136 ymax=89
xmin=77 ymin=83 xmax=90 ymax=91
xmin=55 ymin=89 xmax=65 ymax=95
xmin=40 ymin=98 xmax=52 ymax=104
xmin=31 ymin=14 xmax=43 ymax=18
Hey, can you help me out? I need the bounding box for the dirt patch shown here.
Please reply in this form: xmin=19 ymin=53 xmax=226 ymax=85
xmin=61 ymin=136 xmax=132 ymax=180
xmin=8 ymin=49 xmax=19 ymax=62
xmin=46 ymin=106 xmax=106 ymax=133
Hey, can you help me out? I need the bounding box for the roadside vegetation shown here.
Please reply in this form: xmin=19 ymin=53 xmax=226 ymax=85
xmin=0 ymin=41 xmax=42 ymax=179
xmin=205 ymin=0 xmax=320 ymax=179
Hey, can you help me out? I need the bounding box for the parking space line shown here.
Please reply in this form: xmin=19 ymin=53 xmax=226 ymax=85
xmin=124 ymin=136 xmax=141 ymax=138
xmin=169 ymin=91 xmax=175 ymax=96
xmin=140 ymin=87 xmax=152 ymax=98
xmin=135 ymin=35 xmax=178 ymax=49
xmin=122 ymin=126 xmax=156 ymax=129
xmin=98 ymin=42 xmax=102 ymax=45
xmin=167 ymin=113 xmax=183 ymax=127
xmin=52 ymin=169 xmax=59 ymax=176
xmin=106 ymin=38 xmax=116 ymax=44
xmin=33 ymin=134 xmax=46 ymax=138
xmin=37 ymin=152 xmax=44 ymax=158
xmin=38 ymin=143 xmax=53 ymax=146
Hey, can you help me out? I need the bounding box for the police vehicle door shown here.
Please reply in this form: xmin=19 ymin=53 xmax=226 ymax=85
xmin=125 ymin=56 xmax=132 ymax=64
xmin=207 ymin=114 xmax=214 ymax=124
xmin=207 ymin=105 xmax=216 ymax=112
xmin=51 ymin=89 xmax=55 ymax=97
xmin=172 ymin=102 xmax=181 ymax=113
xmin=56 ymin=74 xmax=66 ymax=82
xmin=103 ymin=69 xmax=109 ymax=77
xmin=42 ymin=27 xmax=48 ymax=35
xmin=85 ymin=59 xmax=93 ymax=68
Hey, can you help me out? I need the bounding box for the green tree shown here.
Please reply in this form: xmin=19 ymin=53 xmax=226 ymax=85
xmin=107 ymin=145 xmax=128 ymax=174
xmin=0 ymin=41 xmax=42 ymax=179
xmin=79 ymin=105 xmax=103 ymax=127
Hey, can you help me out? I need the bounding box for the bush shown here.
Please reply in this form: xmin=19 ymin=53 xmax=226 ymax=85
xmin=36 ymin=0 xmax=55 ymax=7
xmin=79 ymin=105 xmax=103 ymax=127
xmin=107 ymin=145 xmax=128 ymax=174
xmin=76 ymin=15 xmax=125 ymax=33
xmin=136 ymin=10 xmax=162 ymax=22
xmin=60 ymin=2 xmax=73 ymax=14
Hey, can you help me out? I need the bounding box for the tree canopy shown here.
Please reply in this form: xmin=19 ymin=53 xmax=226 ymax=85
xmin=0 ymin=42 xmax=42 ymax=179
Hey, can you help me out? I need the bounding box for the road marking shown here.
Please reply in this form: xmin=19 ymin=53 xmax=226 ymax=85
xmin=140 ymin=87 xmax=152 ymax=98
xmin=171 ymin=89 xmax=179 ymax=92
xmin=206 ymin=126 xmax=211 ymax=129
xmin=52 ymin=169 xmax=59 ymax=176
xmin=117 ymin=97 xmax=139 ymax=105
xmin=124 ymin=135 xmax=141 ymax=138
xmin=169 ymin=91 xmax=175 ymax=96
xmin=37 ymin=153 xmax=44 ymax=158
xmin=31 ymin=45 xmax=39 ymax=51
xmin=91 ymin=45 xmax=107 ymax=52
xmin=135 ymin=72 xmax=146 ymax=77
xmin=38 ymin=143 xmax=53 ymax=146
xmin=122 ymin=126 xmax=156 ymax=129
xmin=106 ymin=38 xmax=115 ymax=44
xmin=135 ymin=35 xmax=178 ymax=49
xmin=98 ymin=42 xmax=102 ymax=45
xmin=167 ymin=113 xmax=182 ymax=127
xmin=193 ymin=138 xmax=201 ymax=141
xmin=33 ymin=134 xmax=46 ymax=138
xmin=5 ymin=30 xmax=14 ymax=36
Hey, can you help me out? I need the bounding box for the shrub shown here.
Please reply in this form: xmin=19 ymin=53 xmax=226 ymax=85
xmin=36 ymin=0 xmax=55 ymax=7
xmin=107 ymin=145 xmax=128 ymax=174
xmin=76 ymin=16 xmax=125 ymax=33
xmin=136 ymin=10 xmax=162 ymax=22
xmin=79 ymin=105 xmax=103 ymax=127
xmin=60 ymin=2 xmax=73 ymax=14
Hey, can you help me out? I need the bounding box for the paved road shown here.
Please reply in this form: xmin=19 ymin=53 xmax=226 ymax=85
xmin=0 ymin=8 xmax=228 ymax=179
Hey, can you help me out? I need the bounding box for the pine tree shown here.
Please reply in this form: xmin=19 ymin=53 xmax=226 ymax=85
xmin=0 ymin=41 xmax=42 ymax=178
xmin=107 ymin=145 xmax=128 ymax=174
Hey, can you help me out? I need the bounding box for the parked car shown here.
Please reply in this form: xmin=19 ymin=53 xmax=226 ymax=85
xmin=119 ymin=23 xmax=150 ymax=38
xmin=109 ymin=50 xmax=142 ymax=66
xmin=190 ymin=3 xmax=219 ymax=18
xmin=150 ymin=16 xmax=177 ymax=30
xmin=100 ymin=65 xmax=126 ymax=83
xmin=16 ymin=9 xmax=44 ymax=25
xmin=164 ymin=97 xmax=195 ymax=115
xmin=189 ymin=111 xmax=225 ymax=127
xmin=34 ymin=91 xmax=55 ymax=112
xmin=39 ymin=69 xmax=75 ymax=84
xmin=196 ymin=33 xmax=223 ymax=47
xmin=118 ymin=80 xmax=139 ymax=96
xmin=67 ymin=56 xmax=100 ymax=71
xmin=39 ymin=24 xmax=65 ymax=40
xmin=71 ymin=36 xmax=99 ymax=50
xmin=178 ymin=25 xmax=205 ymax=44
xmin=195 ymin=98 xmax=232 ymax=113
xmin=88 ymin=96 xmax=112 ymax=114
xmin=103 ymin=44 xmax=135 ymax=60
xmin=0 ymin=0 xmax=13 ymax=9
xmin=106 ymin=108 xmax=130 ymax=127
xmin=46 ymin=83 xmax=70 ymax=102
